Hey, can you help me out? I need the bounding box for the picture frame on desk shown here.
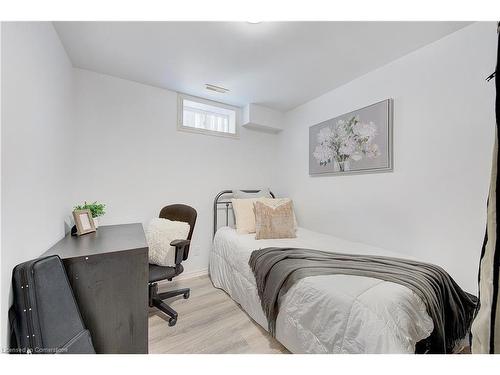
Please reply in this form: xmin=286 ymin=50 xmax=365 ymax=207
xmin=73 ymin=209 xmax=96 ymax=236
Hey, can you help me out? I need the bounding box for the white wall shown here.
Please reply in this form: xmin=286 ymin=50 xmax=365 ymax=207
xmin=72 ymin=68 xmax=278 ymax=275
xmin=274 ymin=22 xmax=497 ymax=293
xmin=1 ymin=22 xmax=75 ymax=348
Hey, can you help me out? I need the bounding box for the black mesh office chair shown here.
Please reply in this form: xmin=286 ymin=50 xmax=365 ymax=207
xmin=148 ymin=204 xmax=197 ymax=326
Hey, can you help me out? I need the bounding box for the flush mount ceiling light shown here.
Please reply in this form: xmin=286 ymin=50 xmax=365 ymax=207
xmin=247 ymin=20 xmax=262 ymax=24
xmin=205 ymin=84 xmax=229 ymax=94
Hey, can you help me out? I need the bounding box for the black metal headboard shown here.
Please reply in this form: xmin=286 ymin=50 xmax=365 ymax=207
xmin=213 ymin=189 xmax=275 ymax=236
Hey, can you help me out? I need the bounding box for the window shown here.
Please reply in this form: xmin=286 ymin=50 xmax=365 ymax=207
xmin=178 ymin=94 xmax=239 ymax=138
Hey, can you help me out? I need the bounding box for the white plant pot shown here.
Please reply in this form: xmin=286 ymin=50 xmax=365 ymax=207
xmin=93 ymin=217 xmax=99 ymax=228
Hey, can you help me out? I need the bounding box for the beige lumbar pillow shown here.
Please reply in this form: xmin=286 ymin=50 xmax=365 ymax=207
xmin=146 ymin=218 xmax=190 ymax=266
xmin=254 ymin=199 xmax=297 ymax=240
xmin=232 ymin=198 xmax=262 ymax=234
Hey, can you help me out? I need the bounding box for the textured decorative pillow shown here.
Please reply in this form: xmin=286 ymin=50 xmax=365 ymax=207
xmin=257 ymin=198 xmax=298 ymax=229
xmin=232 ymin=188 xmax=272 ymax=199
xmin=254 ymin=200 xmax=297 ymax=240
xmin=232 ymin=198 xmax=262 ymax=234
xmin=146 ymin=218 xmax=190 ymax=266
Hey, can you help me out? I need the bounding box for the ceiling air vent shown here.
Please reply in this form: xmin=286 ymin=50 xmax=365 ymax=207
xmin=205 ymin=84 xmax=229 ymax=94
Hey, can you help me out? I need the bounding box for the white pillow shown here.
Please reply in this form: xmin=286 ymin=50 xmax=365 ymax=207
xmin=232 ymin=198 xmax=262 ymax=234
xmin=232 ymin=188 xmax=272 ymax=199
xmin=146 ymin=218 xmax=190 ymax=266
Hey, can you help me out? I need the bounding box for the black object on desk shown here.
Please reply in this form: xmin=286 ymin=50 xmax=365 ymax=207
xmin=42 ymin=223 xmax=148 ymax=354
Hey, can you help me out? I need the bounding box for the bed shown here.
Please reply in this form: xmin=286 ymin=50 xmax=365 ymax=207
xmin=208 ymin=190 xmax=466 ymax=354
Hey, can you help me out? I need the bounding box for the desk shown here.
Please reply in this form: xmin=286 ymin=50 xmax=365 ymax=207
xmin=42 ymin=223 xmax=148 ymax=353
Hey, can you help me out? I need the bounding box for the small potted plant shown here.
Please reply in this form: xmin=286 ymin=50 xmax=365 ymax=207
xmin=74 ymin=201 xmax=106 ymax=228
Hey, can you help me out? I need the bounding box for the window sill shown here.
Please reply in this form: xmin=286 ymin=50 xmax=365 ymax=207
xmin=177 ymin=125 xmax=239 ymax=139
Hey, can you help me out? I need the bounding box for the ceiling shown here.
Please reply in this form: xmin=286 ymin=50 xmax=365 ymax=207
xmin=54 ymin=21 xmax=471 ymax=112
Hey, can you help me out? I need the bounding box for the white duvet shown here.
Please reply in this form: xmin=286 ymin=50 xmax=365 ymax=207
xmin=209 ymin=226 xmax=434 ymax=354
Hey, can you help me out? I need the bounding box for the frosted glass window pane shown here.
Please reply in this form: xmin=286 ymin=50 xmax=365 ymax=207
xmin=181 ymin=98 xmax=237 ymax=135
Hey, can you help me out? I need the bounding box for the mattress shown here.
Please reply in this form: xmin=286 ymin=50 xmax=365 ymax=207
xmin=209 ymin=226 xmax=435 ymax=354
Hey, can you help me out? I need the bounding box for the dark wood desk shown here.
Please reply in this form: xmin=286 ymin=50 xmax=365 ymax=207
xmin=42 ymin=223 xmax=148 ymax=354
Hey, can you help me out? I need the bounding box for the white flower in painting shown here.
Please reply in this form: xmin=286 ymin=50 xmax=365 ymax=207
xmin=334 ymin=120 xmax=348 ymax=138
xmin=313 ymin=144 xmax=333 ymax=165
xmin=317 ymin=126 xmax=334 ymax=145
xmin=353 ymin=120 xmax=377 ymax=140
xmin=338 ymin=139 xmax=356 ymax=156
xmin=364 ymin=143 xmax=381 ymax=158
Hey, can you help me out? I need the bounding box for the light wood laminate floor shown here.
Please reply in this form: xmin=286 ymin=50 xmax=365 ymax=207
xmin=148 ymin=275 xmax=289 ymax=354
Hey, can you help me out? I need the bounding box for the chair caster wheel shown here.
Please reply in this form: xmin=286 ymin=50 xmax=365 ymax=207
xmin=183 ymin=291 xmax=190 ymax=299
xmin=169 ymin=318 xmax=177 ymax=327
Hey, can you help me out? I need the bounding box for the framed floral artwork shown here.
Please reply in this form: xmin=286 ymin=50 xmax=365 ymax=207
xmin=309 ymin=99 xmax=393 ymax=176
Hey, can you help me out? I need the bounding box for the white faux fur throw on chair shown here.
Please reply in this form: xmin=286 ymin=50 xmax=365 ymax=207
xmin=146 ymin=218 xmax=190 ymax=266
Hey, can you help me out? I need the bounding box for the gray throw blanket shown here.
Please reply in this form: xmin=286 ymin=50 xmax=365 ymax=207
xmin=249 ymin=247 xmax=477 ymax=354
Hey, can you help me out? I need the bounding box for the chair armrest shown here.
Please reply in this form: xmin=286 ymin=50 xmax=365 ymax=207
xmin=170 ymin=239 xmax=190 ymax=248
xmin=170 ymin=239 xmax=191 ymax=265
